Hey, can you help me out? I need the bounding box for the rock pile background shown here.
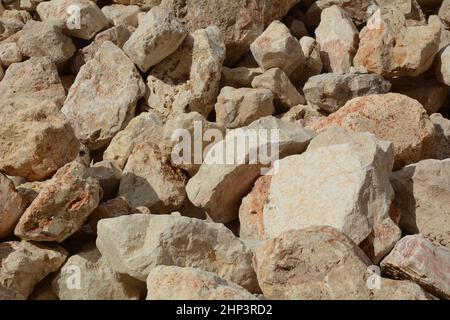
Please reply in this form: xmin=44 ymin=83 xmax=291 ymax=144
xmin=0 ymin=0 xmax=449 ymax=300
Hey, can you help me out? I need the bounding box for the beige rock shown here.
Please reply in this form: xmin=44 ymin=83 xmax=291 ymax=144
xmin=123 ymin=6 xmax=187 ymax=72
xmin=0 ymin=64 xmax=3 ymax=81
xmin=250 ymin=20 xmax=303 ymax=75
xmin=0 ymin=98 xmax=80 ymax=181
xmin=103 ymin=111 xmax=163 ymax=170
xmin=251 ymin=68 xmax=305 ymax=111
xmin=221 ymin=67 xmax=263 ymax=88
xmin=186 ymin=117 xmax=315 ymax=223
xmin=88 ymin=160 xmax=122 ymax=201
xmin=281 ymin=104 xmax=327 ymax=128
xmin=0 ymin=173 xmax=27 ymax=238
xmin=372 ymin=278 xmax=435 ymax=300
xmin=16 ymin=180 xmax=49 ymax=205
xmin=254 ymin=227 xmax=372 ymax=300
xmin=316 ymin=5 xmax=359 ymax=74
xmin=305 ymin=0 xmax=373 ymax=27
xmin=377 ymin=0 xmax=427 ymax=25
xmin=435 ymin=45 xmax=450 ymax=86
xmin=37 ymin=0 xmax=109 ymax=40
xmin=381 ymin=234 xmax=450 ymax=299
xmin=430 ymin=113 xmax=450 ymax=159
xmin=14 ymin=161 xmax=101 ymax=242
xmin=62 ymin=41 xmax=145 ymax=150
xmin=354 ymin=10 xmax=441 ymax=77
xmin=118 ymin=143 xmax=187 ymax=213
xmin=88 ymin=197 xmax=132 ymax=232
xmin=146 ymin=266 xmax=257 ymax=300
xmin=391 ymin=159 xmax=450 ymax=248
xmin=0 ymin=42 xmax=22 ymax=66
xmin=0 ymin=15 xmax=25 ymax=41
xmin=0 ymin=241 xmax=67 ymax=298
xmin=291 ymin=36 xmax=323 ymax=85
xmin=314 ymin=93 xmax=436 ymax=169
xmin=53 ymin=244 xmax=143 ymax=300
xmin=18 ymin=20 xmax=75 ymax=65
xmin=17 ymin=0 xmax=44 ymax=11
xmin=102 ymin=4 xmax=140 ymax=28
xmin=113 ymin=0 xmax=158 ymax=11
xmin=304 ymin=73 xmax=391 ymax=114
xmin=215 ymin=87 xmax=275 ymax=129
xmin=146 ymin=26 xmax=225 ymax=120
xmin=0 ymin=57 xmax=66 ymax=108
xmin=439 ymin=0 xmax=450 ymax=27
xmin=96 ymin=213 xmax=259 ymax=292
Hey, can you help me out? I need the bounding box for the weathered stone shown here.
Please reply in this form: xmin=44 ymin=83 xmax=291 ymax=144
xmin=0 ymin=241 xmax=67 ymax=298
xmin=314 ymin=93 xmax=436 ymax=169
xmin=316 ymin=5 xmax=359 ymax=74
xmin=215 ymin=87 xmax=275 ymax=129
xmin=439 ymin=0 xmax=450 ymax=27
xmin=88 ymin=197 xmax=132 ymax=232
xmin=14 ymin=161 xmax=101 ymax=242
xmin=221 ymin=67 xmax=263 ymax=88
xmin=0 ymin=173 xmax=27 ymax=238
xmin=103 ymin=111 xmax=163 ymax=170
xmin=186 ymin=117 xmax=315 ymax=223
xmin=0 ymin=14 xmax=25 ymax=41
xmin=391 ymin=159 xmax=450 ymax=248
xmin=291 ymin=36 xmax=323 ymax=85
xmin=435 ymin=45 xmax=450 ymax=86
xmin=254 ymin=227 xmax=373 ymax=300
xmin=0 ymin=64 xmax=3 ymax=81
xmin=377 ymin=0 xmax=427 ymax=25
xmin=102 ymin=4 xmax=140 ymax=27
xmin=37 ymin=0 xmax=109 ymax=40
xmin=96 ymin=213 xmax=259 ymax=292
xmin=372 ymin=278 xmax=435 ymax=300
xmin=123 ymin=6 xmax=187 ymax=72
xmin=251 ymin=68 xmax=305 ymax=110
xmin=53 ymin=244 xmax=143 ymax=300
xmin=430 ymin=113 xmax=450 ymax=159
xmin=304 ymin=73 xmax=391 ymax=114
xmin=381 ymin=234 xmax=450 ymax=299
xmin=62 ymin=41 xmax=145 ymax=150
xmin=88 ymin=160 xmax=122 ymax=201
xmin=118 ymin=143 xmax=187 ymax=213
xmin=113 ymin=0 xmax=158 ymax=11
xmin=16 ymin=180 xmax=48 ymax=205
xmin=146 ymin=26 xmax=225 ymax=120
xmin=0 ymin=42 xmax=22 ymax=66
xmin=0 ymin=98 xmax=80 ymax=181
xmin=305 ymin=0 xmax=373 ymax=27
xmin=146 ymin=266 xmax=257 ymax=300
xmin=0 ymin=57 xmax=66 ymax=108
xmin=354 ymin=10 xmax=441 ymax=77
xmin=281 ymin=104 xmax=327 ymax=128
xmin=18 ymin=20 xmax=75 ymax=65
xmin=250 ymin=20 xmax=303 ymax=75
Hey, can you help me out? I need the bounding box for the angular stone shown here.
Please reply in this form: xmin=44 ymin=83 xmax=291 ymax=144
xmin=0 ymin=173 xmax=27 ymax=238
xmin=314 ymin=93 xmax=436 ymax=169
xmin=18 ymin=20 xmax=75 ymax=65
xmin=113 ymin=0 xmax=158 ymax=11
xmin=291 ymin=36 xmax=323 ymax=85
xmin=430 ymin=113 xmax=450 ymax=159
xmin=62 ymin=41 xmax=145 ymax=150
xmin=103 ymin=111 xmax=163 ymax=170
xmin=381 ymin=234 xmax=450 ymax=299
xmin=304 ymin=73 xmax=391 ymax=114
xmin=16 ymin=180 xmax=48 ymax=205
xmin=250 ymin=20 xmax=303 ymax=75
xmin=146 ymin=266 xmax=257 ymax=300
xmin=0 ymin=98 xmax=80 ymax=181
xmin=251 ymin=68 xmax=305 ymax=110
xmin=0 ymin=57 xmax=66 ymax=108
xmin=391 ymin=159 xmax=450 ymax=248
xmin=0 ymin=42 xmax=22 ymax=66
xmin=87 ymin=160 xmax=122 ymax=201
xmin=372 ymin=278 xmax=435 ymax=300
xmin=281 ymin=104 xmax=327 ymax=129
xmin=354 ymin=10 xmax=441 ymax=77
xmin=439 ymin=0 xmax=450 ymax=27
xmin=37 ymin=0 xmax=109 ymax=40
xmin=123 ymin=6 xmax=187 ymax=72
xmin=53 ymin=244 xmax=143 ymax=300
xmin=0 ymin=241 xmax=67 ymax=298
xmin=435 ymin=45 xmax=450 ymax=86
xmin=316 ymin=5 xmax=359 ymax=74
xmin=14 ymin=161 xmax=101 ymax=242
xmin=101 ymin=4 xmax=140 ymax=27
xmin=215 ymin=87 xmax=275 ymax=129
xmin=221 ymin=67 xmax=263 ymax=88
xmin=186 ymin=117 xmax=315 ymax=223
xmin=305 ymin=0 xmax=373 ymax=27
xmin=118 ymin=143 xmax=187 ymax=213
xmin=88 ymin=197 xmax=132 ymax=232
xmin=96 ymin=213 xmax=259 ymax=292
xmin=254 ymin=227 xmax=372 ymax=300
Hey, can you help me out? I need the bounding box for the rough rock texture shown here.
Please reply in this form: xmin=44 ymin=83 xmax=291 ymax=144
xmin=62 ymin=41 xmax=145 ymax=150
xmin=14 ymin=161 xmax=101 ymax=242
xmin=0 ymin=42 xmax=22 ymax=67
xmin=221 ymin=67 xmax=263 ymax=88
xmin=146 ymin=266 xmax=257 ymax=300
xmin=118 ymin=143 xmax=187 ymax=213
xmin=372 ymin=278 xmax=435 ymax=300
xmin=96 ymin=213 xmax=259 ymax=292
xmin=304 ymin=73 xmax=391 ymax=114
xmin=0 ymin=241 xmax=67 ymax=299
xmin=435 ymin=45 xmax=450 ymax=86
xmin=315 ymin=5 xmax=359 ymax=74
xmin=0 ymin=174 xmax=27 ymax=238
xmin=123 ymin=6 xmax=187 ymax=72
xmin=391 ymin=159 xmax=450 ymax=248
xmin=0 ymin=98 xmax=80 ymax=181
xmin=305 ymin=0 xmax=373 ymax=27
xmin=314 ymin=93 xmax=436 ymax=169
xmin=102 ymin=4 xmax=140 ymax=27
xmin=430 ymin=113 xmax=450 ymax=159
xmin=254 ymin=227 xmax=373 ymax=300
xmin=215 ymin=87 xmax=275 ymax=129
xmin=292 ymin=36 xmax=323 ymax=85
xmin=381 ymin=234 xmax=450 ymax=299
xmin=354 ymin=9 xmax=441 ymax=77
xmin=53 ymin=244 xmax=143 ymax=300
xmin=250 ymin=20 xmax=303 ymax=75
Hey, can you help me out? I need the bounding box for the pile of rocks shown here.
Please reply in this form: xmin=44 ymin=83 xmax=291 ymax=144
xmin=1 ymin=0 xmax=449 ymax=300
